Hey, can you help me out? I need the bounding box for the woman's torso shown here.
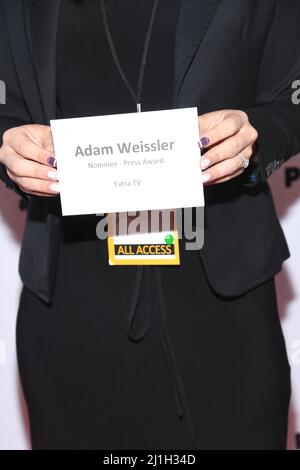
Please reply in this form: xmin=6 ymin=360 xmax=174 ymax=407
xmin=56 ymin=0 xmax=182 ymax=118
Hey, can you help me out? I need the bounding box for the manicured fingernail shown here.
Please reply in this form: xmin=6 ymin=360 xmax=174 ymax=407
xmin=201 ymin=158 xmax=210 ymax=170
xmin=199 ymin=137 xmax=210 ymax=148
xmin=48 ymin=170 xmax=58 ymax=181
xmin=202 ymin=173 xmax=211 ymax=183
xmin=49 ymin=182 xmax=60 ymax=193
xmin=47 ymin=156 xmax=57 ymax=167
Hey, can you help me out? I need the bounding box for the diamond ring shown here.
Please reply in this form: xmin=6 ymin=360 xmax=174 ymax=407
xmin=238 ymin=153 xmax=250 ymax=169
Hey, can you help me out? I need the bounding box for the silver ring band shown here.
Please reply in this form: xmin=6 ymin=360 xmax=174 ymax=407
xmin=238 ymin=153 xmax=250 ymax=169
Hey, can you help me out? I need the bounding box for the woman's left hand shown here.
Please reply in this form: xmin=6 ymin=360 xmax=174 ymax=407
xmin=198 ymin=109 xmax=258 ymax=185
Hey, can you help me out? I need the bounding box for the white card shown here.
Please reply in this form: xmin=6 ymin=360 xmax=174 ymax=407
xmin=50 ymin=107 xmax=204 ymax=216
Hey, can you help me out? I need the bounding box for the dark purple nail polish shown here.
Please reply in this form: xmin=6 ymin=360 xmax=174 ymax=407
xmin=47 ymin=156 xmax=57 ymax=167
xmin=200 ymin=137 xmax=210 ymax=148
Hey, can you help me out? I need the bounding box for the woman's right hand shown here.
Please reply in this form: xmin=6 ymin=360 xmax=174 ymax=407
xmin=0 ymin=124 xmax=60 ymax=197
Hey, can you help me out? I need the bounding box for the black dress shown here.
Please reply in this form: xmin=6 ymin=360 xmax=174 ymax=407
xmin=16 ymin=0 xmax=291 ymax=450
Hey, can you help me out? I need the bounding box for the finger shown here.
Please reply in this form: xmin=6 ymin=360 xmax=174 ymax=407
xmin=204 ymin=168 xmax=245 ymax=186
xmin=21 ymin=190 xmax=59 ymax=198
xmin=199 ymin=112 xmax=245 ymax=149
xmin=6 ymin=153 xmax=59 ymax=181
xmin=202 ymin=145 xmax=253 ymax=184
xmin=6 ymin=172 xmax=60 ymax=195
xmin=200 ymin=127 xmax=251 ymax=170
xmin=10 ymin=132 xmax=57 ymax=167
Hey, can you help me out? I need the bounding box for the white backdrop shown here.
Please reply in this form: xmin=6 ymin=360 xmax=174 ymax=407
xmin=0 ymin=156 xmax=299 ymax=450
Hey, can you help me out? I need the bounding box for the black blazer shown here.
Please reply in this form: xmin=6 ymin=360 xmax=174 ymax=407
xmin=1 ymin=0 xmax=300 ymax=303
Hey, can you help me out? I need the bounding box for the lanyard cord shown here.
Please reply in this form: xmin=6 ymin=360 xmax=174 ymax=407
xmin=101 ymin=0 xmax=196 ymax=448
xmin=100 ymin=0 xmax=159 ymax=112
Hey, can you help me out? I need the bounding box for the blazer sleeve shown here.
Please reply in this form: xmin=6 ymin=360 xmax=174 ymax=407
xmin=0 ymin=0 xmax=31 ymax=199
xmin=245 ymin=0 xmax=300 ymax=183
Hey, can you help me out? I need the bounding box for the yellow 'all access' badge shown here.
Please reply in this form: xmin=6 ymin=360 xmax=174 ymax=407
xmin=107 ymin=212 xmax=180 ymax=266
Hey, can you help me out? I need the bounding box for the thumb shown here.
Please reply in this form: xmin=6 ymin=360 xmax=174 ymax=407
xmin=25 ymin=124 xmax=55 ymax=155
xmin=198 ymin=110 xmax=226 ymax=136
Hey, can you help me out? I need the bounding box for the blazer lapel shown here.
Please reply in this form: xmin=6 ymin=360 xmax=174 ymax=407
xmin=25 ymin=0 xmax=62 ymax=121
xmin=175 ymin=0 xmax=222 ymax=104
xmin=5 ymin=0 xmax=222 ymax=122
